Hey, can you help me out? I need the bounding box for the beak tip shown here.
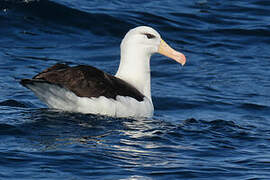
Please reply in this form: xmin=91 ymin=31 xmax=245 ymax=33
xmin=182 ymin=57 xmax=186 ymax=66
xmin=178 ymin=54 xmax=186 ymax=66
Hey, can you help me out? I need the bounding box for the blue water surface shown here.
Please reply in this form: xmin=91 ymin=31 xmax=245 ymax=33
xmin=0 ymin=0 xmax=270 ymax=179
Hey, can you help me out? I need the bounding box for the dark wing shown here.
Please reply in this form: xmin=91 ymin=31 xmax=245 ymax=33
xmin=21 ymin=63 xmax=144 ymax=102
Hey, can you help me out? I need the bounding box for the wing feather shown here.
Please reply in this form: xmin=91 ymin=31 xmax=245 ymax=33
xmin=21 ymin=64 xmax=144 ymax=102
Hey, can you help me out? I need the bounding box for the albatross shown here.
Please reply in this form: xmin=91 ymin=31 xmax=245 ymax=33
xmin=20 ymin=26 xmax=186 ymax=118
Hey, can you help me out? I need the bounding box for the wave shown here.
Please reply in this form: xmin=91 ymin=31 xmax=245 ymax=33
xmin=240 ymin=102 xmax=270 ymax=111
xmin=0 ymin=99 xmax=27 ymax=108
xmin=2 ymin=0 xmax=269 ymax=40
xmin=1 ymin=0 xmax=133 ymax=36
xmin=0 ymin=123 xmax=25 ymax=135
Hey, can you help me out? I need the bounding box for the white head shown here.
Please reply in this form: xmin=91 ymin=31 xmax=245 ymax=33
xmin=115 ymin=26 xmax=186 ymax=100
xmin=120 ymin=26 xmax=161 ymax=58
xmin=120 ymin=26 xmax=186 ymax=66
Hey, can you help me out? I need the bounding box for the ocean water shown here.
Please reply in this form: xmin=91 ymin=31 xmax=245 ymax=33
xmin=0 ymin=0 xmax=270 ymax=179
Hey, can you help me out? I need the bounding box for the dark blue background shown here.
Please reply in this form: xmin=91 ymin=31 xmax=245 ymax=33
xmin=0 ymin=0 xmax=270 ymax=179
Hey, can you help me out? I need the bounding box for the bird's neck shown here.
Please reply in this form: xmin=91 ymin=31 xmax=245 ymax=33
xmin=115 ymin=50 xmax=152 ymax=101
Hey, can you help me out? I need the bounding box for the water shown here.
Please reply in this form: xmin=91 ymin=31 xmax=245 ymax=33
xmin=1 ymin=0 xmax=270 ymax=179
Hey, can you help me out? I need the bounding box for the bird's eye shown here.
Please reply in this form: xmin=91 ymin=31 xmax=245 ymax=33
xmin=144 ymin=33 xmax=155 ymax=39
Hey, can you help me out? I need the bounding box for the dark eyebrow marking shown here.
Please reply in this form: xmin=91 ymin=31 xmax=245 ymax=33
xmin=143 ymin=33 xmax=156 ymax=39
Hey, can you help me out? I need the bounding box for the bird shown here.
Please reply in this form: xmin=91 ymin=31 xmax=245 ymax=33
xmin=20 ymin=26 xmax=186 ymax=118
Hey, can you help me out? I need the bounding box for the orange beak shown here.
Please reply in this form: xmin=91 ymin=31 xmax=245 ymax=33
xmin=158 ymin=39 xmax=186 ymax=66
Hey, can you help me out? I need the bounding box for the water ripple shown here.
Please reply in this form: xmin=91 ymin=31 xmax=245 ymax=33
xmin=1 ymin=0 xmax=270 ymax=179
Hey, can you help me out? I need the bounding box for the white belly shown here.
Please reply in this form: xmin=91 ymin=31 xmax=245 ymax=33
xmin=25 ymin=82 xmax=154 ymax=118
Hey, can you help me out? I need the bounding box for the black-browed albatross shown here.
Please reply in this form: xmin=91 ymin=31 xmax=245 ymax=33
xmin=20 ymin=26 xmax=186 ymax=118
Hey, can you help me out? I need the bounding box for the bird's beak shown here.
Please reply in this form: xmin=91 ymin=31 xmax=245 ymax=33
xmin=158 ymin=39 xmax=186 ymax=66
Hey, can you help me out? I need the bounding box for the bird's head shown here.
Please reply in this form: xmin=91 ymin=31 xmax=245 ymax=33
xmin=121 ymin=26 xmax=186 ymax=66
